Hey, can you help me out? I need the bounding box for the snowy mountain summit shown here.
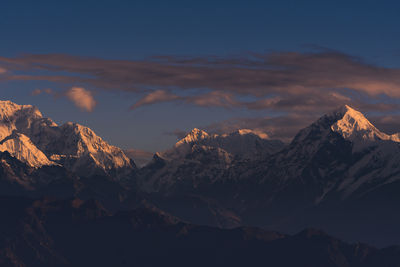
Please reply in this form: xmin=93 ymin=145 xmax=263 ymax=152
xmin=293 ymin=105 xmax=399 ymax=153
xmin=331 ymin=105 xmax=400 ymax=143
xmin=160 ymin=128 xmax=284 ymax=161
xmin=0 ymin=100 xmax=134 ymax=176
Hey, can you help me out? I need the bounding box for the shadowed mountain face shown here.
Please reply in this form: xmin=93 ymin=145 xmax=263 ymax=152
xmin=0 ymin=197 xmax=399 ymax=267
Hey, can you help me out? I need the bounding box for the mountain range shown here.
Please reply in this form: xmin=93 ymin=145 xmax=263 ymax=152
xmin=137 ymin=104 xmax=400 ymax=246
xmin=0 ymin=100 xmax=400 ymax=265
xmin=0 ymin=100 xmax=134 ymax=177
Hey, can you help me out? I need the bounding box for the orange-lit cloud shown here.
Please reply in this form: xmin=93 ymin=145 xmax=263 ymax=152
xmin=131 ymin=90 xmax=180 ymax=109
xmin=65 ymin=87 xmax=97 ymax=112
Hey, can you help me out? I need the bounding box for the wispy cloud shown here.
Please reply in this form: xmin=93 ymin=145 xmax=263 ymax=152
xmin=131 ymin=90 xmax=180 ymax=109
xmin=131 ymin=90 xmax=241 ymax=109
xmin=1 ymin=51 xmax=400 ymax=114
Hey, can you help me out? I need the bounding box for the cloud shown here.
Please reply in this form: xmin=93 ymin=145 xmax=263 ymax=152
xmin=0 ymin=67 xmax=7 ymax=74
xmin=131 ymin=90 xmax=241 ymax=110
xmin=31 ymin=87 xmax=98 ymax=113
xmin=1 ymin=51 xmax=400 ymax=114
xmin=186 ymin=91 xmax=240 ymax=108
xmin=65 ymin=87 xmax=97 ymax=112
xmin=131 ymin=90 xmax=180 ymax=109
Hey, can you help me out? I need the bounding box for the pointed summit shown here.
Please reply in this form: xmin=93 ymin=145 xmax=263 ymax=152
xmin=294 ymin=104 xmax=399 ymax=145
xmin=331 ymin=105 xmax=369 ymax=122
xmin=176 ymin=128 xmax=210 ymax=146
xmin=330 ymin=105 xmax=392 ymax=142
xmin=335 ymin=104 xmax=355 ymax=114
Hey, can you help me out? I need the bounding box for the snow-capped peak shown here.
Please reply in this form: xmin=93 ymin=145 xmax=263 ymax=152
xmin=158 ymin=127 xmax=283 ymax=162
xmin=0 ymin=100 xmax=134 ymax=174
xmin=0 ymin=100 xmax=42 ymax=119
xmin=176 ymin=128 xmax=271 ymax=147
xmin=0 ymin=131 xmax=55 ymax=167
xmin=176 ymin=128 xmax=210 ymax=146
xmin=331 ymin=105 xmax=399 ymax=142
xmin=0 ymin=101 xmax=46 ymax=141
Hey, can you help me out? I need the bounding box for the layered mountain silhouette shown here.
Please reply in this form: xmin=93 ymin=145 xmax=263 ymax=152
xmin=1 ymin=100 xmax=400 ymax=265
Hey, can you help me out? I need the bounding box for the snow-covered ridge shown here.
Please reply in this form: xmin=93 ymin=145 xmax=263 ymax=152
xmin=0 ymin=131 xmax=55 ymax=167
xmin=0 ymin=100 xmax=133 ymax=174
xmin=175 ymin=128 xmax=210 ymax=146
xmin=293 ymin=105 xmax=400 ymax=146
xmin=160 ymin=128 xmax=283 ymax=161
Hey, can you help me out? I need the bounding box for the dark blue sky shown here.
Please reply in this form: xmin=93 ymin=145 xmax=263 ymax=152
xmin=2 ymin=1 xmax=399 ymax=62
xmin=1 ymin=0 xmax=400 ymax=152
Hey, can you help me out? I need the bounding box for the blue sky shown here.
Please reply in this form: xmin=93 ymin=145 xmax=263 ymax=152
xmin=1 ymin=0 xmax=400 ymax=152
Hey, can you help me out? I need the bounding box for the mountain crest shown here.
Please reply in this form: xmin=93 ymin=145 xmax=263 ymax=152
xmin=176 ymin=128 xmax=210 ymax=146
xmin=0 ymin=100 xmax=134 ymax=175
xmin=0 ymin=131 xmax=55 ymax=167
xmin=331 ymin=105 xmax=399 ymax=142
xmin=0 ymin=100 xmax=42 ymax=120
xmin=294 ymin=105 xmax=399 ymax=145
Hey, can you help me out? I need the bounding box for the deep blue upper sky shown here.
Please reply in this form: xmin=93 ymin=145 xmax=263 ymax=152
xmin=1 ymin=0 xmax=400 ymax=152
